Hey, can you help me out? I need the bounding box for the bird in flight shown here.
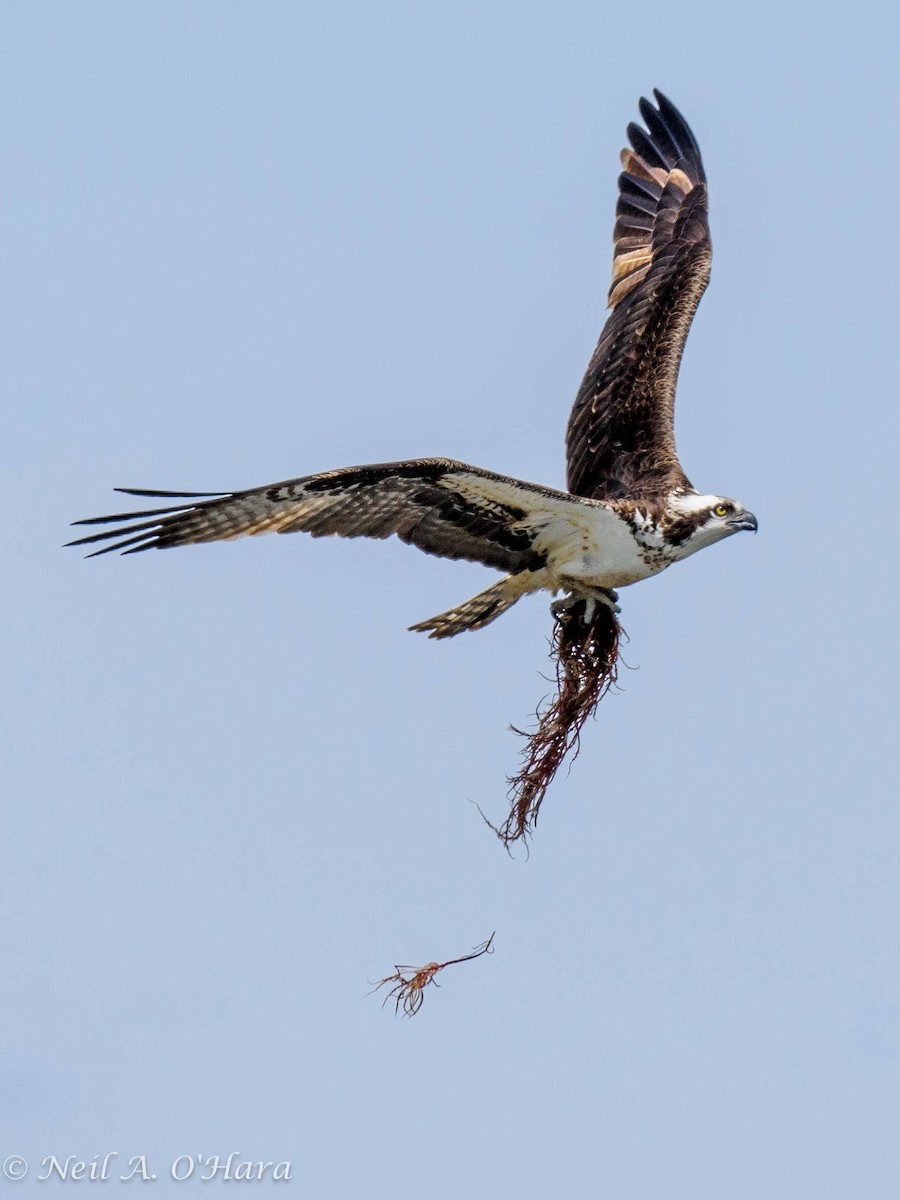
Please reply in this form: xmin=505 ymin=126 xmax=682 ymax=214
xmin=70 ymin=91 xmax=756 ymax=839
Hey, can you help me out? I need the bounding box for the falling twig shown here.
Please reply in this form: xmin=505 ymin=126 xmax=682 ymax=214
xmin=488 ymin=602 xmax=622 ymax=848
xmin=369 ymin=933 xmax=495 ymax=1017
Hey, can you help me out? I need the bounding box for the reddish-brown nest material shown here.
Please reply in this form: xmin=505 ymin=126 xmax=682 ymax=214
xmin=370 ymin=933 xmax=496 ymax=1018
xmin=493 ymin=601 xmax=622 ymax=847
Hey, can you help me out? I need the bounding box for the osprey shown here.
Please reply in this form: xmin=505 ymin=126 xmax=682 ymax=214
xmin=70 ymin=92 xmax=756 ymax=838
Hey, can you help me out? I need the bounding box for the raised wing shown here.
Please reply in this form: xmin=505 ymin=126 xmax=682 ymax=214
xmin=67 ymin=459 xmax=589 ymax=575
xmin=566 ymin=90 xmax=711 ymax=502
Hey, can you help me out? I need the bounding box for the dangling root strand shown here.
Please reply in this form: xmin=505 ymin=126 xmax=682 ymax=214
xmin=491 ymin=601 xmax=622 ymax=848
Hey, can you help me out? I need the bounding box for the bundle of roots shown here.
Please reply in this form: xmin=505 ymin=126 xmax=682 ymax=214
xmin=492 ymin=600 xmax=622 ymax=848
xmin=369 ymin=933 xmax=495 ymax=1018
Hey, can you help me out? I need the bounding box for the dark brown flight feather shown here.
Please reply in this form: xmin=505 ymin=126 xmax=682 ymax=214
xmin=566 ymin=89 xmax=711 ymax=503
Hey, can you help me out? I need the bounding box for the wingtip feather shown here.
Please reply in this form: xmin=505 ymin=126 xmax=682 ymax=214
xmin=113 ymin=487 xmax=228 ymax=498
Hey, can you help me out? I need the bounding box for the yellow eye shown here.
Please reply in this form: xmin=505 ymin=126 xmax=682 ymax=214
xmin=713 ymin=503 xmax=730 ymax=518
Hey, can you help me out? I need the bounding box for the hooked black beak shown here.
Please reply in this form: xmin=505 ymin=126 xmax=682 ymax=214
xmin=727 ymin=511 xmax=758 ymax=534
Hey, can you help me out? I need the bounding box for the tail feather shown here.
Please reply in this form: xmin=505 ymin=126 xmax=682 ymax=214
xmin=409 ymin=577 xmax=522 ymax=639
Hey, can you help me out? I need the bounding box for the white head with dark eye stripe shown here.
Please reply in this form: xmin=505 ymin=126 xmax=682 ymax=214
xmin=664 ymin=492 xmax=758 ymax=554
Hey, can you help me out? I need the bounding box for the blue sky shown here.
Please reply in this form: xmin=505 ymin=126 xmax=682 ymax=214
xmin=4 ymin=2 xmax=899 ymax=1196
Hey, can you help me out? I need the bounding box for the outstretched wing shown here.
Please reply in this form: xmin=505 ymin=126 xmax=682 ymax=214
xmin=67 ymin=458 xmax=589 ymax=575
xmin=566 ymin=90 xmax=711 ymax=502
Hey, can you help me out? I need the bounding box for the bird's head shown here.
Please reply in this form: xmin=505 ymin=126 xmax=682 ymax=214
xmin=664 ymin=492 xmax=758 ymax=554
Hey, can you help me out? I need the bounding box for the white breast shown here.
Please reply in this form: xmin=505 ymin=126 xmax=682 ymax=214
xmin=524 ymin=504 xmax=676 ymax=590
